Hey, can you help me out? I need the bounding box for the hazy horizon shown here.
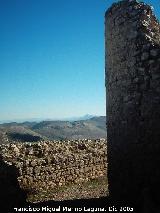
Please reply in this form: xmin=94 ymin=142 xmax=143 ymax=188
xmin=0 ymin=114 xmax=106 ymax=124
xmin=0 ymin=0 xmax=159 ymax=121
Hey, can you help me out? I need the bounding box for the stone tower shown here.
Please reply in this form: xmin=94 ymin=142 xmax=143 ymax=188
xmin=105 ymin=0 xmax=160 ymax=209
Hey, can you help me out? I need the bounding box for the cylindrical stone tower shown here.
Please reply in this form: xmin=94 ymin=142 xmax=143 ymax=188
xmin=105 ymin=0 xmax=160 ymax=210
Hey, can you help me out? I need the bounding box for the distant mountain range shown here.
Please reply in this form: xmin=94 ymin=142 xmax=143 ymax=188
xmin=0 ymin=116 xmax=106 ymax=144
xmin=0 ymin=114 xmax=95 ymax=124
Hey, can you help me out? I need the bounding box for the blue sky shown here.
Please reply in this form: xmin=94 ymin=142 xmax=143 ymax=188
xmin=0 ymin=0 xmax=159 ymax=121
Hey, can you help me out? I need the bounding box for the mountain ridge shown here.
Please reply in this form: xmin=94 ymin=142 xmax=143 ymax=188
xmin=0 ymin=116 xmax=106 ymax=143
xmin=0 ymin=114 xmax=97 ymax=124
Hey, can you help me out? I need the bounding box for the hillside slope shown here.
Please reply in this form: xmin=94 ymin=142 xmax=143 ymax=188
xmin=0 ymin=125 xmax=46 ymax=144
xmin=0 ymin=116 xmax=106 ymax=143
xmin=31 ymin=116 xmax=106 ymax=140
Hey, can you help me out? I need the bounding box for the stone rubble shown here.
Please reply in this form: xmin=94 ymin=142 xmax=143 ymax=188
xmin=0 ymin=139 xmax=107 ymax=202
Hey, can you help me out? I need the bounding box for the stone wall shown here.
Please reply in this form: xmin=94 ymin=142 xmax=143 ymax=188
xmin=0 ymin=139 xmax=107 ymax=203
xmin=105 ymin=0 xmax=160 ymax=210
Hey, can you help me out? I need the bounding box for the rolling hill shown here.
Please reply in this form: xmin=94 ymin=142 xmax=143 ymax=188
xmin=0 ymin=116 xmax=106 ymax=143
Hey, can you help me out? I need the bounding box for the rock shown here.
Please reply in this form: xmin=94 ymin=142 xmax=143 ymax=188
xmin=0 ymin=139 xmax=107 ymax=203
xmin=150 ymin=49 xmax=159 ymax=57
xmin=141 ymin=52 xmax=149 ymax=60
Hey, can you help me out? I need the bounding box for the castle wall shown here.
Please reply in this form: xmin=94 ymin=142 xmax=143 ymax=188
xmin=105 ymin=0 xmax=160 ymax=208
xmin=0 ymin=139 xmax=107 ymax=202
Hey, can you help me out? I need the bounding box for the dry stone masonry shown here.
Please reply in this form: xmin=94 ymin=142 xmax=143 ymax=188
xmin=0 ymin=139 xmax=107 ymax=203
xmin=105 ymin=0 xmax=160 ymax=210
